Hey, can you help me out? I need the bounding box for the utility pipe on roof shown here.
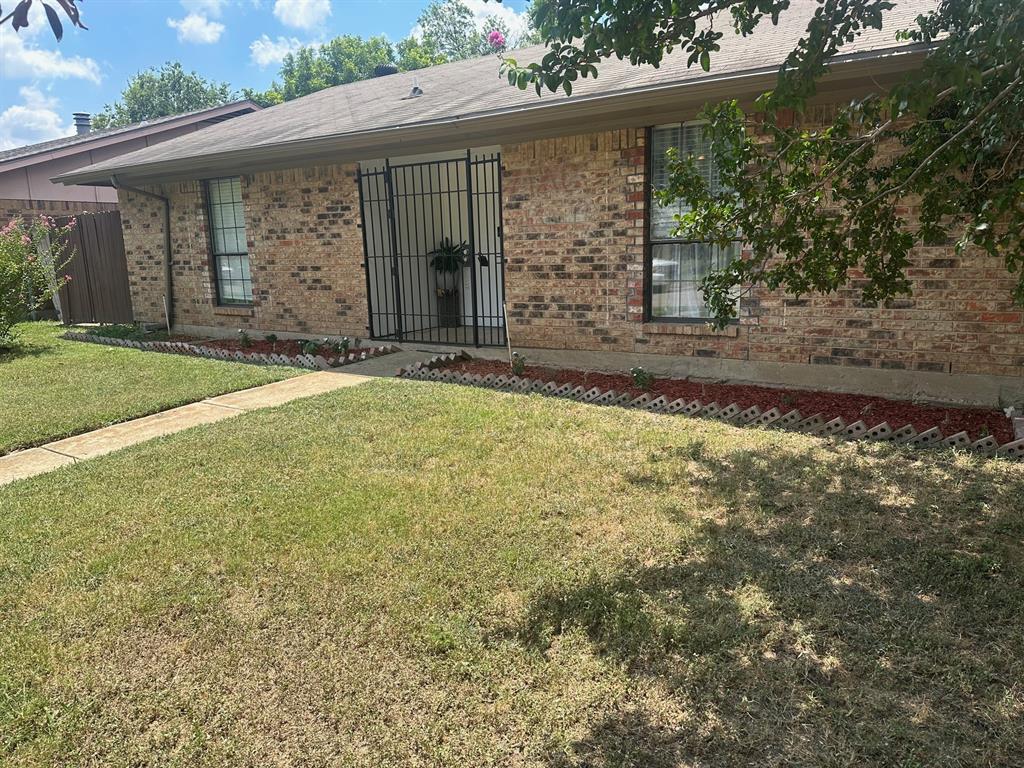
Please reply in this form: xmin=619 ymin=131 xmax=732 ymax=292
xmin=110 ymin=175 xmax=173 ymax=332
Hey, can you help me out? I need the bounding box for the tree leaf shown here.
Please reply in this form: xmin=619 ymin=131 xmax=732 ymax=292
xmin=43 ymin=2 xmax=62 ymax=41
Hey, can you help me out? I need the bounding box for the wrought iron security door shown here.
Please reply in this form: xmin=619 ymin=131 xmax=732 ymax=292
xmin=357 ymin=151 xmax=506 ymax=346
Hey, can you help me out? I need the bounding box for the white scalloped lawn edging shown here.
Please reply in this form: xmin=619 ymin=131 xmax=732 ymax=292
xmin=397 ymin=357 xmax=1024 ymax=461
xmin=63 ymin=332 xmax=398 ymax=370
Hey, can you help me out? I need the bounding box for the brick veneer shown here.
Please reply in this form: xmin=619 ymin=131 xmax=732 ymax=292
xmin=119 ymin=163 xmax=367 ymax=337
xmin=118 ymin=129 xmax=1024 ymax=380
xmin=501 ymin=130 xmax=1024 ymax=378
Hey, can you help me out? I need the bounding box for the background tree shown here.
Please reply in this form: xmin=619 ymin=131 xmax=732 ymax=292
xmin=246 ymin=33 xmax=449 ymax=105
xmin=419 ymin=0 xmax=539 ymax=61
xmin=92 ymin=63 xmax=233 ymax=130
xmin=0 ymin=0 xmax=85 ymax=40
xmin=501 ymin=0 xmax=1024 ymax=325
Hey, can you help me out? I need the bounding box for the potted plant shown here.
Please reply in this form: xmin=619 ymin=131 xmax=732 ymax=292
xmin=428 ymin=238 xmax=468 ymax=328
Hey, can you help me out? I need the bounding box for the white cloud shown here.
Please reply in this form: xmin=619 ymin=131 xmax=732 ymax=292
xmin=273 ymin=0 xmax=331 ymax=31
xmin=167 ymin=13 xmax=225 ymax=44
xmin=181 ymin=0 xmax=229 ymax=16
xmin=462 ymin=0 xmax=532 ymax=40
xmin=0 ymin=86 xmax=73 ymax=151
xmin=0 ymin=26 xmax=101 ymax=83
xmin=249 ymin=34 xmax=303 ymax=68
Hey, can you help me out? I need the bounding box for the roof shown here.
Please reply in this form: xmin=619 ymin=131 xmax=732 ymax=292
xmin=57 ymin=0 xmax=935 ymax=186
xmin=0 ymin=100 xmax=260 ymax=170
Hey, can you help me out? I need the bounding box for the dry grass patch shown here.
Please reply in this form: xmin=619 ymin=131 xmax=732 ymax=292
xmin=1 ymin=379 xmax=1022 ymax=766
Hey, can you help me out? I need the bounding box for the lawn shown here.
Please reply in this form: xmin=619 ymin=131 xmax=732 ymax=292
xmin=0 ymin=322 xmax=299 ymax=455
xmin=1 ymin=379 xmax=1022 ymax=766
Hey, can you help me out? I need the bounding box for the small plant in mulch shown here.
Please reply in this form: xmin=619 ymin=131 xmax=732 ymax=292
xmin=264 ymin=333 xmax=278 ymax=352
xmin=630 ymin=366 xmax=655 ymax=390
xmin=301 ymin=339 xmax=320 ymax=356
xmin=329 ymin=337 xmax=351 ymax=356
xmin=237 ymin=329 xmax=252 ymax=349
xmin=510 ymin=351 xmax=526 ymax=377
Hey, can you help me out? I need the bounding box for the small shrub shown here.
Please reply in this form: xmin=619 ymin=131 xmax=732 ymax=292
xmin=0 ymin=215 xmax=75 ymax=348
xmin=264 ymin=333 xmax=278 ymax=351
xmin=510 ymin=351 xmax=527 ymax=376
xmin=630 ymin=366 xmax=654 ymax=390
xmin=330 ymin=336 xmax=351 ymax=356
xmin=301 ymin=339 xmax=320 ymax=355
xmin=237 ymin=328 xmax=252 ymax=348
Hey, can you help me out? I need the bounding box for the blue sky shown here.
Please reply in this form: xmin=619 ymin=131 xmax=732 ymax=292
xmin=0 ymin=0 xmax=533 ymax=150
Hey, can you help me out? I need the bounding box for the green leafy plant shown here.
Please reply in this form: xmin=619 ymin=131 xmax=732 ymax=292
xmin=301 ymin=339 xmax=320 ymax=356
xmin=330 ymin=336 xmax=351 ymax=356
xmin=237 ymin=328 xmax=252 ymax=348
xmin=428 ymin=238 xmax=468 ymax=296
xmin=0 ymin=215 xmax=75 ymax=349
xmin=264 ymin=333 xmax=278 ymax=352
xmin=630 ymin=366 xmax=654 ymax=390
xmin=510 ymin=351 xmax=526 ymax=376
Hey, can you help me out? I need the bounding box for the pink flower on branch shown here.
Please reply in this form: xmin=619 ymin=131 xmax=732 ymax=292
xmin=487 ymin=29 xmax=506 ymax=49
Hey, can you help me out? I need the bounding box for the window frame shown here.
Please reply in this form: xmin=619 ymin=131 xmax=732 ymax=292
xmin=203 ymin=176 xmax=253 ymax=307
xmin=643 ymin=122 xmax=741 ymax=325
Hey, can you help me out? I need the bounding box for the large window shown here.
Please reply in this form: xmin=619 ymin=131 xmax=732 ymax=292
xmin=648 ymin=122 xmax=740 ymax=321
xmin=206 ymin=177 xmax=252 ymax=305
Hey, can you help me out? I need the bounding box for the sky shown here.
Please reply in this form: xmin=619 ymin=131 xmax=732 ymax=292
xmin=0 ymin=0 xmax=534 ymax=150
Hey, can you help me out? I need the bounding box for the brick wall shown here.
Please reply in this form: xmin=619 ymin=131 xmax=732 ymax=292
xmin=501 ymin=129 xmax=1024 ymax=379
xmin=117 ymin=128 xmax=1024 ymax=380
xmin=1 ymin=197 xmax=117 ymax=223
xmin=119 ymin=163 xmax=367 ymax=337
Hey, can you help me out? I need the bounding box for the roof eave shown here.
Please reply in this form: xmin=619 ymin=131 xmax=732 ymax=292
xmin=55 ymin=46 xmax=927 ymax=188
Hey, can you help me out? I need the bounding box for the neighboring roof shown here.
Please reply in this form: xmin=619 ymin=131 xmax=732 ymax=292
xmin=57 ymin=0 xmax=935 ymax=186
xmin=0 ymin=100 xmax=260 ymax=171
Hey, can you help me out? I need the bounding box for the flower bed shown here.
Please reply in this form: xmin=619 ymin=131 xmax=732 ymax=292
xmin=63 ymin=331 xmax=397 ymax=370
xmin=404 ymin=355 xmax=1023 ymax=459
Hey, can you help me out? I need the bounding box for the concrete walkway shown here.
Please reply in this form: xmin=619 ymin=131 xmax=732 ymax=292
xmin=0 ymin=371 xmax=370 ymax=487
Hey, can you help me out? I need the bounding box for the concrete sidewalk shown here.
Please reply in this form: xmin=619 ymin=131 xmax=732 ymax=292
xmin=0 ymin=371 xmax=370 ymax=487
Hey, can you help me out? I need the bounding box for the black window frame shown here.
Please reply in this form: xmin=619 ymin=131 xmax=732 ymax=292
xmin=203 ymin=176 xmax=253 ymax=307
xmin=643 ymin=123 xmax=741 ymax=325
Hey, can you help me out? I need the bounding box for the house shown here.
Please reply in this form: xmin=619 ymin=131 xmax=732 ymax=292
xmin=1 ymin=100 xmax=260 ymax=221
xmin=54 ymin=0 xmax=1024 ymax=406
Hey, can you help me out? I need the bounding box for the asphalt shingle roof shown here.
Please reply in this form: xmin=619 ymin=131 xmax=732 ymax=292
xmin=58 ymin=0 xmax=934 ymax=183
xmin=0 ymin=101 xmax=258 ymax=165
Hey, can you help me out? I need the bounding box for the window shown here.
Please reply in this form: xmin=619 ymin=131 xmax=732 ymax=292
xmin=206 ymin=177 xmax=252 ymax=305
xmin=648 ymin=122 xmax=740 ymax=321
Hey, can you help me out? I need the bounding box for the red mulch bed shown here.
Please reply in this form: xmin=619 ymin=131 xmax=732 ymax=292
xmin=199 ymin=338 xmax=372 ymax=358
xmin=440 ymin=358 xmax=1014 ymax=444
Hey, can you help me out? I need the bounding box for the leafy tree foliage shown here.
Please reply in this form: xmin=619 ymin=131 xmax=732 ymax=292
xmin=504 ymin=0 xmax=1024 ymax=325
xmin=92 ymin=63 xmax=233 ymax=130
xmin=245 ymin=34 xmax=447 ymax=106
xmin=419 ymin=0 xmax=539 ymax=61
xmin=0 ymin=0 xmax=85 ymax=40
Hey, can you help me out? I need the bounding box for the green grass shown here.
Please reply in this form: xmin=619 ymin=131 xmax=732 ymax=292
xmin=0 ymin=322 xmax=299 ymax=455
xmin=1 ymin=380 xmax=1022 ymax=766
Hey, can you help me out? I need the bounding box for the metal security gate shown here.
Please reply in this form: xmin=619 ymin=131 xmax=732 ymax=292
xmin=357 ymin=150 xmax=505 ymax=346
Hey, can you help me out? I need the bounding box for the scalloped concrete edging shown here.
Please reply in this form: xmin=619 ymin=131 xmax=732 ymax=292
xmin=63 ymin=332 xmax=398 ymax=370
xmin=398 ymin=354 xmax=1024 ymax=461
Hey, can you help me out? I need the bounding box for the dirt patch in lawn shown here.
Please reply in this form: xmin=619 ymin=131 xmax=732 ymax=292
xmin=439 ymin=358 xmax=1014 ymax=443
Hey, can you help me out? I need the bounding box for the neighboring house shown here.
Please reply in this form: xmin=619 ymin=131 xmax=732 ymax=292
xmin=55 ymin=0 xmax=1024 ymax=405
xmin=1 ymin=100 xmax=260 ymax=221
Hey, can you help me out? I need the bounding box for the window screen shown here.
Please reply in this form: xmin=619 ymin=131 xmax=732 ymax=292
xmin=648 ymin=123 xmax=737 ymax=320
xmin=206 ymin=177 xmax=252 ymax=305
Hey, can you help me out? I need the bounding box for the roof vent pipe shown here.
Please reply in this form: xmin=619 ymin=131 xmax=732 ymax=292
xmin=72 ymin=112 xmax=91 ymax=134
xmin=407 ymin=77 xmax=424 ymax=99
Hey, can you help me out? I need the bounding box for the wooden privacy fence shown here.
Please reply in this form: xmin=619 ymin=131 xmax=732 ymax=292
xmin=55 ymin=210 xmax=133 ymax=325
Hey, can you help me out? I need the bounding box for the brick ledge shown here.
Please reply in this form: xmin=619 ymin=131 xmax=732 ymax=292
xmin=642 ymin=322 xmax=739 ymax=337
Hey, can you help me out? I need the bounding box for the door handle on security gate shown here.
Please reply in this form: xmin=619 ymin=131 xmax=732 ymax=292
xmin=478 ymin=254 xmax=489 ymax=267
